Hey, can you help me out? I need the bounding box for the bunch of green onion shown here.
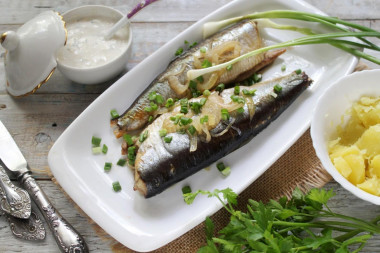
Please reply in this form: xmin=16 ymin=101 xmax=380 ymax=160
xmin=187 ymin=10 xmax=380 ymax=80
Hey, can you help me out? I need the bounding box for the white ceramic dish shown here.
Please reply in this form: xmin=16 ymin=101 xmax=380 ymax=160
xmin=57 ymin=5 xmax=132 ymax=84
xmin=311 ymin=69 xmax=380 ymax=205
xmin=48 ymin=0 xmax=357 ymax=251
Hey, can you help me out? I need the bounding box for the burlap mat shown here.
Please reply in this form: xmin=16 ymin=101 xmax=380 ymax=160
xmin=51 ymin=62 xmax=369 ymax=253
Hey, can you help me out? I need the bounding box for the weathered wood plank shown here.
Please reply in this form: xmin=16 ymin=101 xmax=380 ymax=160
xmin=0 ymin=0 xmax=230 ymax=24
xmin=0 ymin=0 xmax=380 ymax=25
xmin=0 ymin=94 xmax=97 ymax=179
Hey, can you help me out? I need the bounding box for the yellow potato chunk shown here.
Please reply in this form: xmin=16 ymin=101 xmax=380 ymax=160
xmin=354 ymin=97 xmax=380 ymax=127
xmin=329 ymin=143 xmax=361 ymax=161
xmin=370 ymin=155 xmax=380 ymax=178
xmin=357 ymin=177 xmax=380 ymax=196
xmin=344 ymin=154 xmax=365 ymax=185
xmin=333 ymin=157 xmax=352 ymax=179
xmin=356 ymin=124 xmax=380 ymax=158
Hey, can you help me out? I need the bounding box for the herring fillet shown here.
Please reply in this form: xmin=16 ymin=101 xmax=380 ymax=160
xmin=111 ymin=20 xmax=285 ymax=136
xmin=134 ymin=72 xmax=312 ymax=198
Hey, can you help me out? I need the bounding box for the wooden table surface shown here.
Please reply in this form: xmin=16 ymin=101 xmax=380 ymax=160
xmin=1 ymin=0 xmax=380 ymax=252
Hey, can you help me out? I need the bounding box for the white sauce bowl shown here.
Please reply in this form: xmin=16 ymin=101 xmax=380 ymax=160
xmin=310 ymin=69 xmax=380 ymax=205
xmin=57 ymin=5 xmax=132 ymax=84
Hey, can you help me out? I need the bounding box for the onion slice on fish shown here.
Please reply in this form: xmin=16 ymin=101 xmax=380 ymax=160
xmin=197 ymin=73 xmax=219 ymax=91
xmin=201 ymin=123 xmax=212 ymax=143
xmin=168 ymin=75 xmax=189 ymax=95
xmin=211 ymin=118 xmax=236 ymax=138
xmin=189 ymin=134 xmax=198 ymax=152
xmin=246 ymin=96 xmax=255 ymax=120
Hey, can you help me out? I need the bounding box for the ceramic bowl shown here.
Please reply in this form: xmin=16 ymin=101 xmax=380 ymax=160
xmin=57 ymin=5 xmax=132 ymax=84
xmin=310 ymin=69 xmax=380 ymax=205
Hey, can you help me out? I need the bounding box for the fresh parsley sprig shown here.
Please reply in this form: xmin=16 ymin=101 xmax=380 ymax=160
xmin=184 ymin=188 xmax=380 ymax=252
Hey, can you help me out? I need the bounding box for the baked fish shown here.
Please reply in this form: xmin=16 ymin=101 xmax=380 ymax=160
xmin=132 ymin=71 xmax=312 ymax=197
xmin=111 ymin=20 xmax=285 ymax=137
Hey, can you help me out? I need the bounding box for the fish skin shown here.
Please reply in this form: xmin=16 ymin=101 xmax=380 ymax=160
xmin=134 ymin=71 xmax=312 ymax=198
xmin=112 ymin=20 xmax=285 ymax=136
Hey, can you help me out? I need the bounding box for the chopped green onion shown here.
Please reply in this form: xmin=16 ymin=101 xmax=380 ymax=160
xmin=216 ymin=162 xmax=226 ymax=172
xmin=190 ymin=102 xmax=202 ymax=114
xmin=188 ymin=125 xmax=196 ymax=135
xmin=189 ymin=42 xmax=198 ymax=48
xmin=92 ymin=146 xmax=102 ymax=154
xmin=102 ymin=144 xmax=108 ymax=154
xmin=182 ymin=185 xmax=192 ymax=194
xmin=242 ymin=89 xmax=256 ymax=96
xmin=155 ymin=94 xmax=164 ymax=104
xmin=127 ymin=146 xmax=136 ymax=165
xmin=221 ymin=166 xmax=231 ymax=176
xmin=234 ymin=86 xmax=240 ymax=95
xmin=189 ymin=80 xmax=197 ymax=89
xmin=196 ymin=75 xmax=204 ymax=83
xmin=203 ymin=90 xmax=211 ymax=96
xmin=175 ymin=47 xmax=183 ymax=56
xmin=110 ymin=109 xmax=119 ymax=119
xmin=200 ymin=47 xmax=207 ymax=53
xmin=180 ymin=107 xmax=189 ymax=114
xmin=148 ymin=115 xmax=153 ymax=123
xmin=200 ymin=98 xmax=207 ymax=105
xmin=92 ymin=136 xmax=101 ymax=147
xmin=164 ymin=136 xmax=173 ymax=143
xmin=200 ymin=115 xmax=209 ymax=124
xmin=104 ymin=162 xmax=112 ymax=172
xmin=253 ymin=73 xmax=262 ymax=83
xmin=139 ymin=130 xmax=149 ymax=143
xmin=159 ymin=129 xmax=167 ymax=137
xmin=230 ymin=95 xmax=239 ymax=102
xmin=221 ymin=109 xmax=230 ymax=121
xmin=216 ymin=83 xmax=225 ymax=92
xmin=180 ymin=117 xmax=193 ymax=126
xmin=128 ymin=146 xmax=136 ymax=155
xmin=274 ymin=84 xmax=282 ymax=93
xmin=202 ymin=59 xmax=212 ymax=68
xmin=281 ymin=65 xmax=286 ymax=71
xmin=123 ymin=134 xmax=134 ymax=146
xmin=180 ymin=99 xmax=189 ymax=114
xmin=117 ymin=158 xmax=127 ymax=166
xmin=150 ymin=102 xmax=158 ymax=111
xmin=184 ymin=40 xmax=189 ymax=44
xmin=112 ymin=181 xmax=122 ymax=192
xmin=295 ymin=69 xmax=302 ymax=75
xmin=165 ymin=98 xmax=174 ymax=108
xmin=237 ymin=107 xmax=244 ymax=114
xmin=148 ymin=91 xmax=157 ymax=101
xmin=226 ymin=64 xmax=233 ymax=71
xmin=144 ymin=106 xmax=153 ymax=112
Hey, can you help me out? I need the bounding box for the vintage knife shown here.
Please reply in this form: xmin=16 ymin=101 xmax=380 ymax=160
xmin=0 ymin=121 xmax=88 ymax=253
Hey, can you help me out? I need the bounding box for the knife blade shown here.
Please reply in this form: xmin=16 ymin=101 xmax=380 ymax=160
xmin=0 ymin=121 xmax=88 ymax=253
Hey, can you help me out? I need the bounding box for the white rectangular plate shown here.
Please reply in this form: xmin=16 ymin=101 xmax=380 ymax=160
xmin=48 ymin=0 xmax=357 ymax=251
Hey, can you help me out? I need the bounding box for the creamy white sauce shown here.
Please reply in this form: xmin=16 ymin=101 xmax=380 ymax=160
xmin=57 ymin=17 xmax=129 ymax=68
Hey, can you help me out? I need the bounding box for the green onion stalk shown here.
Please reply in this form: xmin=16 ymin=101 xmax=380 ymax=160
xmin=188 ymin=10 xmax=380 ymax=80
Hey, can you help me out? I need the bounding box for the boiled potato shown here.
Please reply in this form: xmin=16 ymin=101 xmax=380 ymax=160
xmin=328 ymin=96 xmax=380 ymax=196
xmin=357 ymin=177 xmax=380 ymax=196
xmin=370 ymin=155 xmax=380 ymax=178
xmin=356 ymin=124 xmax=380 ymax=158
